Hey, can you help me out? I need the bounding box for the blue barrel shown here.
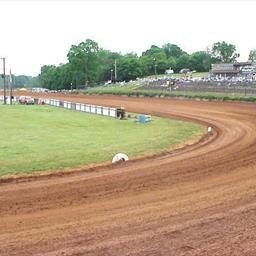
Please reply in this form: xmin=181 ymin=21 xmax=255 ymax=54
xmin=139 ymin=115 xmax=146 ymax=124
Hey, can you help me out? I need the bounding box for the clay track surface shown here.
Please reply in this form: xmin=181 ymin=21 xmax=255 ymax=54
xmin=1 ymin=94 xmax=256 ymax=256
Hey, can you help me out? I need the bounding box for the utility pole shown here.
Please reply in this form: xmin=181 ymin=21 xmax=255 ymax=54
xmin=114 ymin=59 xmax=117 ymax=83
xmin=1 ymin=57 xmax=7 ymax=104
xmin=110 ymin=69 xmax=113 ymax=83
xmin=153 ymin=58 xmax=157 ymax=79
xmin=84 ymin=63 xmax=88 ymax=87
xmin=9 ymin=69 xmax=13 ymax=105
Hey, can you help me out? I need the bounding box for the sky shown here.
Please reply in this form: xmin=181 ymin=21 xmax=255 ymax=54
xmin=0 ymin=0 xmax=255 ymax=76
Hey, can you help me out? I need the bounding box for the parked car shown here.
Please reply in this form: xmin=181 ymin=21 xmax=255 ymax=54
xmin=165 ymin=68 xmax=174 ymax=74
xmin=19 ymin=96 xmax=35 ymax=105
xmin=179 ymin=68 xmax=191 ymax=74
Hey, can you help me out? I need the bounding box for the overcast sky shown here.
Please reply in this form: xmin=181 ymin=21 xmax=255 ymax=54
xmin=0 ymin=0 xmax=255 ymax=76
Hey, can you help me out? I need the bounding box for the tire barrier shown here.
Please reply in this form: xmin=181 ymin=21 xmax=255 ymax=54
xmin=112 ymin=153 xmax=129 ymax=163
xmin=35 ymin=98 xmax=118 ymax=119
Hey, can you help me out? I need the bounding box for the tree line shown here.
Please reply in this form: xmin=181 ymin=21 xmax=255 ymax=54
xmin=39 ymin=39 xmax=245 ymax=90
xmin=1 ymin=40 xmax=256 ymax=89
xmin=0 ymin=75 xmax=40 ymax=89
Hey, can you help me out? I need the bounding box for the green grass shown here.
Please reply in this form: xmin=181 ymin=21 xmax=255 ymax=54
xmin=168 ymin=90 xmax=256 ymax=101
xmin=0 ymin=105 xmax=205 ymax=177
xmin=85 ymin=85 xmax=140 ymax=95
xmin=171 ymin=91 xmax=256 ymax=101
xmin=83 ymin=85 xmax=256 ymax=102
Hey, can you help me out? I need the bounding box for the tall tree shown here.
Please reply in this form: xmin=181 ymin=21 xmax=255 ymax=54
xmin=141 ymin=45 xmax=168 ymax=75
xmin=39 ymin=64 xmax=73 ymax=90
xmin=97 ymin=50 xmax=121 ymax=82
xmin=167 ymin=57 xmax=177 ymax=72
xmin=162 ymin=43 xmax=185 ymax=59
xmin=249 ymin=49 xmax=256 ymax=61
xmin=39 ymin=65 xmax=57 ymax=90
xmin=176 ymin=54 xmax=190 ymax=72
xmin=67 ymin=39 xmax=100 ymax=86
xmin=24 ymin=76 xmax=41 ymax=88
xmin=189 ymin=51 xmax=213 ymax=72
xmin=118 ymin=53 xmax=142 ymax=81
xmin=211 ymin=41 xmax=240 ymax=63
xmin=14 ymin=75 xmax=32 ymax=88
xmin=142 ymin=45 xmax=163 ymax=56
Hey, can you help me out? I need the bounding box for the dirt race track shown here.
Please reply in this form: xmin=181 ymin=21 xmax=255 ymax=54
xmin=1 ymin=94 xmax=256 ymax=256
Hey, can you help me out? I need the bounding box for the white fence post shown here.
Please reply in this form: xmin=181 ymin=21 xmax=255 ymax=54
xmin=96 ymin=106 xmax=102 ymax=115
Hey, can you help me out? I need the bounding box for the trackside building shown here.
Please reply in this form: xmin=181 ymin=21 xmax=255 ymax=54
xmin=211 ymin=61 xmax=256 ymax=79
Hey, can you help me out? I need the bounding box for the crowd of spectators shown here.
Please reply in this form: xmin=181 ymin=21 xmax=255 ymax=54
xmin=145 ymin=73 xmax=256 ymax=88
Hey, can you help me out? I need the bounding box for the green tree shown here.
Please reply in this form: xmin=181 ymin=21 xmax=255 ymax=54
xmin=176 ymin=54 xmax=190 ymax=72
xmin=249 ymin=49 xmax=256 ymax=61
xmin=24 ymin=76 xmax=41 ymax=88
xmin=39 ymin=65 xmax=57 ymax=90
xmin=188 ymin=51 xmax=213 ymax=72
xmin=139 ymin=55 xmax=152 ymax=76
xmin=141 ymin=45 xmax=168 ymax=76
xmin=167 ymin=57 xmax=177 ymax=71
xmin=142 ymin=45 xmax=163 ymax=57
xmin=118 ymin=53 xmax=142 ymax=81
xmin=13 ymin=75 xmax=32 ymax=88
xmin=0 ymin=76 xmax=3 ymax=87
xmin=0 ymin=74 xmax=37 ymax=88
xmin=55 ymin=64 xmax=73 ymax=90
xmin=156 ymin=58 xmax=170 ymax=74
xmin=67 ymin=39 xmax=100 ymax=86
xmin=211 ymin=41 xmax=240 ymax=63
xmin=162 ymin=43 xmax=185 ymax=59
xmin=98 ymin=50 xmax=121 ymax=82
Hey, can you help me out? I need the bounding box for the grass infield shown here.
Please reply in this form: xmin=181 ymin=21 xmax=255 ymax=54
xmin=0 ymin=105 xmax=205 ymax=177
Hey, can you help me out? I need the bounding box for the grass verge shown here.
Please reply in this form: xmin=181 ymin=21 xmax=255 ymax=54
xmin=0 ymin=105 xmax=205 ymax=177
xmin=83 ymin=87 xmax=256 ymax=102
